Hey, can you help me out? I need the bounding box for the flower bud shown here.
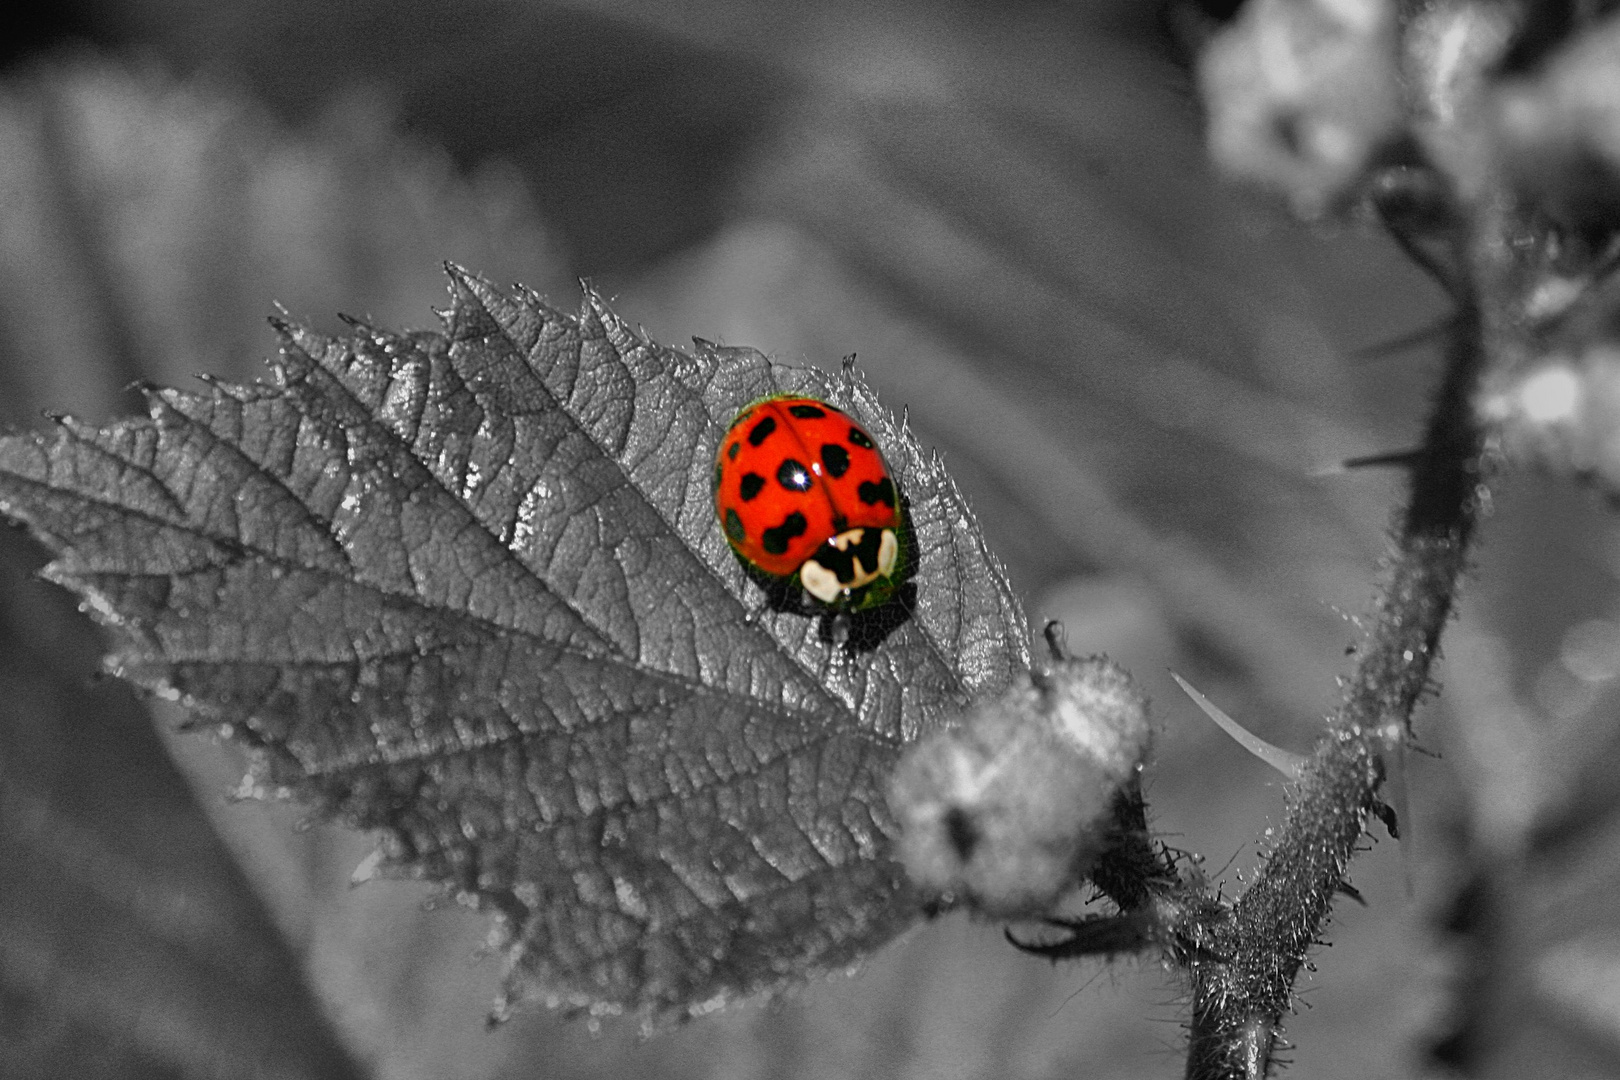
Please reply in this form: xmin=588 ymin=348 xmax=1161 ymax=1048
xmin=888 ymin=654 xmax=1150 ymax=917
xmin=1200 ymin=0 xmax=1402 ymax=216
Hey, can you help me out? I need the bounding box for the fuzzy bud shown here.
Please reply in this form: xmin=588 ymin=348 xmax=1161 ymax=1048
xmin=887 ymin=654 xmax=1150 ymax=918
xmin=1200 ymin=0 xmax=1403 ymax=217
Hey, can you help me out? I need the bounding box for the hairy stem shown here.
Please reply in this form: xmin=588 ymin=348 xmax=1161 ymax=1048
xmin=1182 ymin=288 xmax=1490 ymax=1078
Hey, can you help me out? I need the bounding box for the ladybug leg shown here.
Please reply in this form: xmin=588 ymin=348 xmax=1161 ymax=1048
xmin=816 ymin=609 xmax=854 ymax=651
xmin=830 ymin=612 xmax=852 ymax=648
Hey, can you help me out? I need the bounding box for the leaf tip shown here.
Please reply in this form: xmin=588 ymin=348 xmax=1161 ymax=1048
xmin=442 ymin=260 xmax=489 ymax=306
xmin=574 ymin=281 xmax=639 ymax=347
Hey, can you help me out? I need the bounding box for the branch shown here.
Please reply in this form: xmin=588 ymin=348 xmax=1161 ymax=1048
xmin=1183 ymin=283 xmax=1490 ymax=1077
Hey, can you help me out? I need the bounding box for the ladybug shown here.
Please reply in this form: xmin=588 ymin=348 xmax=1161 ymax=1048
xmin=713 ymin=394 xmax=905 ymax=611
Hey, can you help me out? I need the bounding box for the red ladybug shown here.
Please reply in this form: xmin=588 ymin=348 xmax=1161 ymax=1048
xmin=714 ymin=394 xmax=905 ymax=610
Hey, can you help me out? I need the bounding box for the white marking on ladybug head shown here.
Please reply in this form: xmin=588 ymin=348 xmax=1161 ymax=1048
xmin=801 ymin=527 xmax=900 ymax=604
xmin=876 ymin=528 xmax=898 ymax=577
xmin=800 ymin=558 xmax=843 ymax=603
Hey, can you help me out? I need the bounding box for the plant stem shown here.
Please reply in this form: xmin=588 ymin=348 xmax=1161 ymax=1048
xmin=1182 ymin=288 xmax=1490 ymax=1078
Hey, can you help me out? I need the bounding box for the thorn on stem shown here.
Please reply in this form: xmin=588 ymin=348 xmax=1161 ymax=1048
xmin=1312 ymin=448 xmax=1424 ymax=476
xmin=1336 ymin=880 xmax=1367 ymax=905
xmin=1350 ymin=313 xmax=1461 ymax=362
xmin=1004 ymin=912 xmax=1155 ymax=960
xmin=1169 ymin=671 xmax=1308 ymax=779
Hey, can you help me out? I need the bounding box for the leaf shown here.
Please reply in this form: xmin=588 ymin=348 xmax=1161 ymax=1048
xmin=0 ymin=267 xmax=1029 ymax=1025
xmin=0 ymin=526 xmax=366 ymax=1080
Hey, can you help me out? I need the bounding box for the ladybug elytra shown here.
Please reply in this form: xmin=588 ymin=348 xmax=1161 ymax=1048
xmin=713 ymin=394 xmax=904 ymax=611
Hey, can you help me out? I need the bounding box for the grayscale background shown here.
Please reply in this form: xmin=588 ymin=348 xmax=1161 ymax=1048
xmin=2 ymin=1 xmax=1614 ymax=1077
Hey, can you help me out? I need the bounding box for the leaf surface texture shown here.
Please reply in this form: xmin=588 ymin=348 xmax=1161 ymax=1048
xmin=0 ymin=271 xmax=1028 ymax=1020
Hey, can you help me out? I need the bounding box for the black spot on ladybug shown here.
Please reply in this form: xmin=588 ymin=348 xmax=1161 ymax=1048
xmin=725 ymin=508 xmax=746 ymax=543
xmin=777 ymin=459 xmax=812 ymax=492
xmin=748 ymin=416 xmax=777 ymax=447
xmin=740 ymin=473 xmax=766 ymax=501
xmin=858 ymin=477 xmax=896 ymax=507
xmin=727 ymin=442 xmax=740 ymax=461
xmin=788 ymin=403 xmax=827 ymax=420
xmin=762 ymin=511 xmax=807 ymax=555
xmin=847 ymin=426 xmax=874 ymax=450
xmin=821 ymin=443 xmax=850 ymax=478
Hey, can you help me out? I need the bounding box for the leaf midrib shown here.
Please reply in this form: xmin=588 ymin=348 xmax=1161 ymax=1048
xmin=8 ymin=440 xmax=860 ymax=744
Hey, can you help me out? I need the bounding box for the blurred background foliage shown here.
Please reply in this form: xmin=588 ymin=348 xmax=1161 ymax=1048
xmin=1 ymin=0 xmax=1618 ymax=1076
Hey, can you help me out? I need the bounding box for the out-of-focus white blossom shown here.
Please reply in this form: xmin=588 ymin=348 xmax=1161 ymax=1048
xmin=1405 ymin=0 xmax=1519 ymax=129
xmin=1403 ymin=0 xmax=1519 ymax=197
xmin=1481 ymin=347 xmax=1620 ymax=494
xmin=1200 ymin=0 xmax=1402 ymax=216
